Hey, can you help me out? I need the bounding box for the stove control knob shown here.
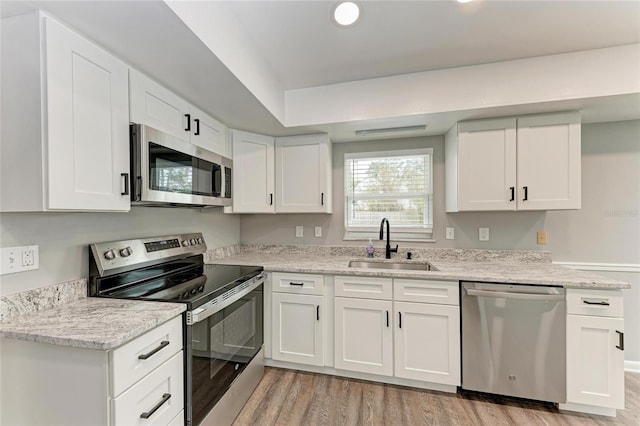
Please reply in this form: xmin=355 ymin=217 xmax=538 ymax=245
xmin=182 ymin=240 xmax=190 ymax=247
xmin=119 ymin=247 xmax=133 ymax=257
xmin=190 ymin=288 xmax=197 ymax=295
xmin=190 ymin=238 xmax=196 ymax=245
xmin=197 ymin=237 xmax=203 ymax=244
xmin=104 ymin=249 xmax=117 ymax=260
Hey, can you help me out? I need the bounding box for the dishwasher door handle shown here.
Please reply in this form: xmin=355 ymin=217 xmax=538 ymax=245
xmin=465 ymin=288 xmax=564 ymax=301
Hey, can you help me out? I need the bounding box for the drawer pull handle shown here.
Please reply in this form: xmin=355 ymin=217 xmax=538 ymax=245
xmin=616 ymin=331 xmax=624 ymax=351
xmin=138 ymin=340 xmax=169 ymax=360
xmin=289 ymin=282 xmax=304 ymax=286
xmin=583 ymin=300 xmax=610 ymax=306
xmin=140 ymin=393 xmax=171 ymax=419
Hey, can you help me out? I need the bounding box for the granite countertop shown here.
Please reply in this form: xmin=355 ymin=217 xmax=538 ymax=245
xmin=209 ymin=246 xmax=630 ymax=289
xmin=0 ymin=297 xmax=185 ymax=350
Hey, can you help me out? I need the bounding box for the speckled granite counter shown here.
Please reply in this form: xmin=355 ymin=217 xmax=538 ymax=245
xmin=209 ymin=245 xmax=630 ymax=289
xmin=0 ymin=297 xmax=185 ymax=350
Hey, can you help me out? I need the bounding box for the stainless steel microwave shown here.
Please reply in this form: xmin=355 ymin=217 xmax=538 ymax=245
xmin=130 ymin=123 xmax=232 ymax=207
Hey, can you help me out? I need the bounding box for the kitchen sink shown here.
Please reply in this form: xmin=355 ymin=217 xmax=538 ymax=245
xmin=348 ymin=260 xmax=436 ymax=271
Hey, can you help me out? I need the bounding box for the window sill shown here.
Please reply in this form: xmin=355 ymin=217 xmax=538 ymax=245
xmin=343 ymin=235 xmax=436 ymax=243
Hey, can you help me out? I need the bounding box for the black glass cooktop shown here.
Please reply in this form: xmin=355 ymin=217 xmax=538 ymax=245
xmin=102 ymin=263 xmax=262 ymax=310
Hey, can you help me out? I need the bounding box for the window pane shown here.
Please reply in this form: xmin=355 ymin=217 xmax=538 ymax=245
xmin=348 ymin=197 xmax=428 ymax=227
xmin=344 ymin=149 xmax=433 ymax=234
xmin=346 ymin=155 xmax=430 ymax=196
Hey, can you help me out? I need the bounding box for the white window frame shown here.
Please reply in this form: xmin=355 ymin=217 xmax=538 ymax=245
xmin=343 ymin=148 xmax=434 ymax=242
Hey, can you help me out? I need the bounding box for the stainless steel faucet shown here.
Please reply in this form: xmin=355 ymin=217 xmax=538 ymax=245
xmin=379 ymin=218 xmax=398 ymax=259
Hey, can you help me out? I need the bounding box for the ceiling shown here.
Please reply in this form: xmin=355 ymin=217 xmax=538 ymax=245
xmin=223 ymin=0 xmax=640 ymax=90
xmin=1 ymin=0 xmax=639 ymax=142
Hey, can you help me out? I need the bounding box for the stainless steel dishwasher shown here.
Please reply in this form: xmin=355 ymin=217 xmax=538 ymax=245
xmin=462 ymin=282 xmax=566 ymax=403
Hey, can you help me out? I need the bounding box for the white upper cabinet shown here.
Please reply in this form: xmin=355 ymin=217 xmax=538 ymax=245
xmin=189 ymin=105 xmax=228 ymax=155
xmin=275 ymin=134 xmax=332 ymax=213
xmin=129 ymin=69 xmax=228 ymax=156
xmin=229 ymin=131 xmax=332 ymax=214
xmin=1 ymin=12 xmax=130 ymax=212
xmin=516 ymin=114 xmax=581 ymax=210
xmin=453 ymin=118 xmax=517 ymax=211
xmin=446 ymin=112 xmax=581 ymax=212
xmin=231 ymin=130 xmax=276 ymax=213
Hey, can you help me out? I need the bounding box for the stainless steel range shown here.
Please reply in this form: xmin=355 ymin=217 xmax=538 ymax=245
xmin=89 ymin=233 xmax=265 ymax=426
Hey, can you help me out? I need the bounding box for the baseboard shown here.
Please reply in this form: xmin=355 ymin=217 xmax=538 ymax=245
xmin=553 ymin=261 xmax=640 ymax=273
xmin=625 ymin=360 xmax=640 ymax=373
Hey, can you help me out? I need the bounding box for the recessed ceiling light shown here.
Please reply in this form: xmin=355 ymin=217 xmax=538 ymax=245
xmin=333 ymin=2 xmax=360 ymax=27
xmin=457 ymin=0 xmax=473 ymax=3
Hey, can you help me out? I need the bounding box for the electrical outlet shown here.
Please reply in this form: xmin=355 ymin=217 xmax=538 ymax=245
xmin=295 ymin=226 xmax=304 ymax=238
xmin=1 ymin=245 xmax=39 ymax=275
xmin=537 ymin=231 xmax=548 ymax=245
xmin=479 ymin=227 xmax=489 ymax=241
xmin=315 ymin=226 xmax=322 ymax=237
xmin=445 ymin=227 xmax=455 ymax=240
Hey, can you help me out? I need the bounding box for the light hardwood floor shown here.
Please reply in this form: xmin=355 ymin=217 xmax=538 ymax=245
xmin=234 ymin=368 xmax=640 ymax=425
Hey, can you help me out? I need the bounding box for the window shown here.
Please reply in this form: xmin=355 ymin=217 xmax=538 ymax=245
xmin=344 ymin=148 xmax=433 ymax=240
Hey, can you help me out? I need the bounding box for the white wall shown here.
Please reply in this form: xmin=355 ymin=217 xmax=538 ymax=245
xmin=0 ymin=207 xmax=240 ymax=296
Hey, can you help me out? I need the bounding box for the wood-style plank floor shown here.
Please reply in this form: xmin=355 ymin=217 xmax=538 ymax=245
xmin=234 ymin=368 xmax=640 ymax=425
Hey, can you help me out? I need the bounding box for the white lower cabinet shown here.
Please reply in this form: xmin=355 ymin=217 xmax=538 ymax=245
xmin=334 ymin=297 xmax=393 ymax=376
xmin=272 ymin=292 xmax=324 ymax=366
xmin=563 ymin=289 xmax=625 ymax=413
xmin=0 ymin=315 xmax=184 ymax=426
xmin=394 ymin=301 xmax=460 ymax=385
xmin=332 ymin=276 xmax=460 ymax=387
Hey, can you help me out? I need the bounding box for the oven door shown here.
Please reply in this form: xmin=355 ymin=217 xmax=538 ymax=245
xmin=131 ymin=124 xmax=232 ymax=207
xmin=188 ymin=283 xmax=263 ymax=426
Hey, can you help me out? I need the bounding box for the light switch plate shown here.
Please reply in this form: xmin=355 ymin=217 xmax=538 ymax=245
xmin=445 ymin=227 xmax=455 ymax=240
xmin=479 ymin=227 xmax=489 ymax=241
xmin=1 ymin=245 xmax=39 ymax=275
xmin=295 ymin=226 xmax=304 ymax=238
xmin=314 ymin=226 xmax=322 ymax=237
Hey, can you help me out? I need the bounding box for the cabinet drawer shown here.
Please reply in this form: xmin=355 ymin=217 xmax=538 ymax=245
xmin=566 ymin=289 xmax=623 ymax=317
xmin=110 ymin=315 xmax=183 ymax=396
xmin=393 ymin=279 xmax=459 ymax=305
xmin=335 ymin=276 xmax=392 ymax=300
xmin=272 ymin=272 xmax=324 ymax=295
xmin=112 ymin=351 xmax=184 ymax=426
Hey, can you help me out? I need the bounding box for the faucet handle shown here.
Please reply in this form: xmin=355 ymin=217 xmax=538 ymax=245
xmin=391 ymin=244 xmax=399 ymax=253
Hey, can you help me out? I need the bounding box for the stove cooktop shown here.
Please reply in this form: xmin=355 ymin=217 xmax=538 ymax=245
xmin=104 ymin=264 xmax=263 ymax=310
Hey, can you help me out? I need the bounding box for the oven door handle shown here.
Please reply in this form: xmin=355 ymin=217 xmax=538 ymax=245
xmin=188 ymin=274 xmax=265 ymax=325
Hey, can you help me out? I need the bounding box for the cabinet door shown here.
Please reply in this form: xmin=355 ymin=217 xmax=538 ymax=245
xmin=334 ymin=297 xmax=393 ymax=376
xmin=457 ymin=118 xmax=517 ymax=211
xmin=45 ymin=17 xmax=130 ymax=211
xmin=517 ymin=112 xmax=581 ymax=210
xmin=190 ymin=105 xmax=228 ymax=156
xmin=129 ymin=69 xmax=191 ymax=142
xmin=394 ymin=301 xmax=460 ymax=386
xmin=275 ymin=134 xmax=332 ymax=213
xmin=566 ymin=314 xmax=624 ymax=409
xmin=231 ymin=130 xmax=275 ymax=213
xmin=272 ymin=293 xmax=323 ymax=366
